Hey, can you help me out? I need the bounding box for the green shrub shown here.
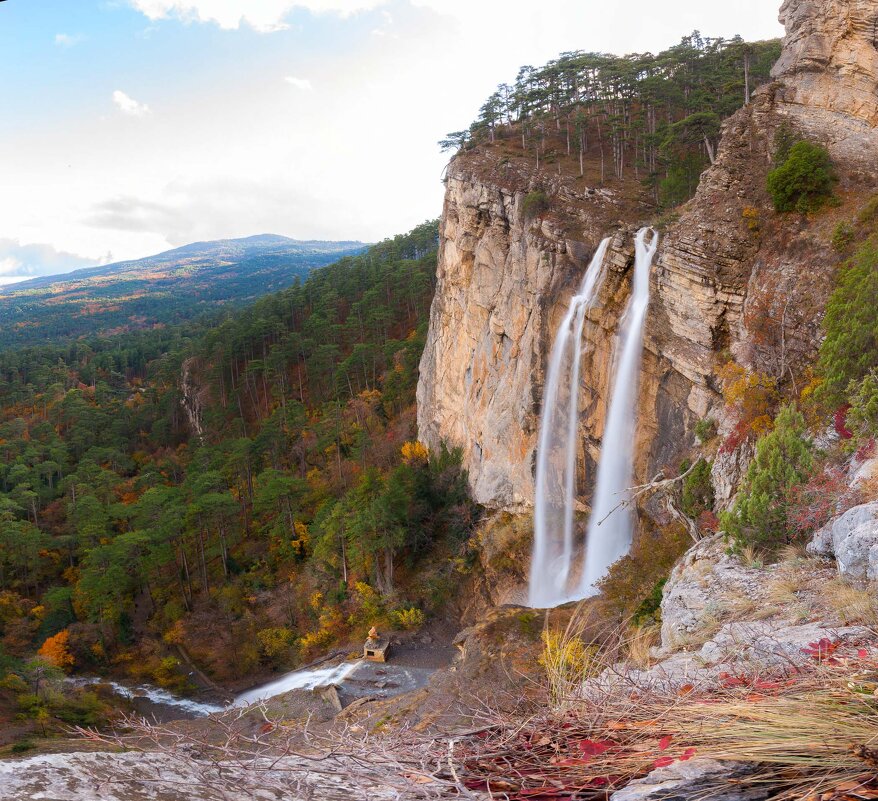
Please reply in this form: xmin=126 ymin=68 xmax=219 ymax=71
xmin=256 ymin=627 xmax=297 ymax=661
xmin=694 ymin=418 xmax=717 ymax=443
xmin=831 ymin=222 xmax=855 ymax=253
xmin=848 ymin=371 xmax=878 ymax=438
xmin=818 ymin=237 xmax=878 ymax=405
xmin=522 ymin=190 xmax=551 ymax=219
xmin=633 ymin=579 xmax=667 ymax=625
xmin=390 ymin=606 xmax=425 ymax=630
xmin=772 ymin=121 xmax=799 ymax=166
xmin=597 ymin=522 xmax=691 ymax=618
xmin=10 ymin=740 xmax=35 ymax=754
xmin=766 ymin=140 xmax=836 ymax=213
xmin=51 ymin=691 xmax=107 ymax=727
xmin=720 ymin=405 xmax=813 ymax=550
xmin=858 ymin=194 xmax=878 ymax=230
xmin=681 ymin=459 xmax=715 ymax=519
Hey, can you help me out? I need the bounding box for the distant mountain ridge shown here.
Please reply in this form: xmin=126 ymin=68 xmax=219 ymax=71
xmin=0 ymin=234 xmax=367 ymax=347
xmin=4 ymin=234 xmax=365 ymax=293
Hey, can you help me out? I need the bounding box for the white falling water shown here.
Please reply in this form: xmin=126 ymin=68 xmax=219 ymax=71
xmin=578 ymin=227 xmax=658 ymax=597
xmin=528 ymin=238 xmax=611 ymax=608
xmin=232 ymin=660 xmax=361 ymax=707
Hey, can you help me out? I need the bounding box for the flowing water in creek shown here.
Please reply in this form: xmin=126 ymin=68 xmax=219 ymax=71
xmin=529 ymin=228 xmax=658 ymax=607
xmin=71 ymin=662 xmax=363 ymax=720
xmin=72 ymin=656 xmax=439 ymax=720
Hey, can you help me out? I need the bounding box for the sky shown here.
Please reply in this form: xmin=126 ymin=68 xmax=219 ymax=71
xmin=0 ymin=0 xmax=785 ymax=284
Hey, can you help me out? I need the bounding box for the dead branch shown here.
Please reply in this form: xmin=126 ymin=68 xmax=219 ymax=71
xmin=595 ymin=459 xmax=702 ymax=532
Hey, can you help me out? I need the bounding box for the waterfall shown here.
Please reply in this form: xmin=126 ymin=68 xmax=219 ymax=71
xmin=578 ymin=227 xmax=658 ymax=597
xmin=528 ymin=238 xmax=611 ymax=608
xmin=527 ymin=227 xmax=658 ymax=608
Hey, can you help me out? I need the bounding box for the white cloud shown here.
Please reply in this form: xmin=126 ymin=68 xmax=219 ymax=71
xmin=113 ymin=90 xmax=151 ymax=117
xmin=371 ymin=8 xmax=394 ymax=35
xmin=55 ymin=33 xmax=83 ymax=47
xmin=4 ymin=0 xmax=785 ymax=266
xmin=284 ymin=76 xmax=313 ymax=91
xmin=0 ymin=257 xmax=21 ymax=277
xmin=128 ymin=0 xmax=386 ymax=32
xmin=0 ymin=240 xmax=94 ymax=286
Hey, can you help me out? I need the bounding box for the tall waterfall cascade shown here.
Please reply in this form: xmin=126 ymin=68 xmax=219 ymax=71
xmin=528 ymin=238 xmax=611 ymax=608
xmin=528 ymin=228 xmax=658 ymax=608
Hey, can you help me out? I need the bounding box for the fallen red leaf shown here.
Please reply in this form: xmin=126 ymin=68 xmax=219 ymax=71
xmin=653 ymin=757 xmax=674 ymax=769
xmin=803 ymin=637 xmax=840 ymax=661
xmin=578 ymin=739 xmax=614 ymax=755
xmin=658 ymin=735 xmax=673 ymax=751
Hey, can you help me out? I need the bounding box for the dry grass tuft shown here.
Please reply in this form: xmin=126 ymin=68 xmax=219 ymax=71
xmin=824 ymin=578 xmax=878 ymax=626
xmin=666 ymin=671 xmax=878 ymax=798
xmin=459 ymin=655 xmax=878 ymax=801
xmin=739 ymin=544 xmax=765 ymax=569
xmin=778 ymin=542 xmax=812 ymax=565
xmin=539 ymin=604 xmax=602 ymax=709
xmin=624 ymin=622 xmax=660 ymax=669
xmin=767 ymin=576 xmax=802 ymax=607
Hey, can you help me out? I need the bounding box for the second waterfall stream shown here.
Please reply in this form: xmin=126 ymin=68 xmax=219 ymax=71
xmin=528 ymin=227 xmax=658 ymax=608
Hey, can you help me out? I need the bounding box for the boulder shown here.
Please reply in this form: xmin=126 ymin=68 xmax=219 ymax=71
xmin=610 ymin=758 xmax=768 ymax=801
xmin=808 ymin=502 xmax=878 ymax=579
xmin=659 ymin=534 xmax=766 ymax=650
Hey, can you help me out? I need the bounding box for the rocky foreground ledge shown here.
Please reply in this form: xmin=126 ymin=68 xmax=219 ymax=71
xmin=0 ymin=750 xmax=417 ymax=801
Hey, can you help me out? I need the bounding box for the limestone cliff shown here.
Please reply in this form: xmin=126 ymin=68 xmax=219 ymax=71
xmin=772 ymin=0 xmax=878 ymax=168
xmin=417 ymin=0 xmax=878 ymax=514
xmin=416 ymin=160 xmax=642 ymax=509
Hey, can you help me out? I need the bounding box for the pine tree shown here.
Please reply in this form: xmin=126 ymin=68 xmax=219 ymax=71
xmin=721 ymin=406 xmax=813 ymax=550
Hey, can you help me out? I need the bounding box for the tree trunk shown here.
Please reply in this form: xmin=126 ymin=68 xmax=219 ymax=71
xmin=744 ymin=54 xmax=751 ymax=105
xmin=703 ymin=135 xmax=716 ymax=165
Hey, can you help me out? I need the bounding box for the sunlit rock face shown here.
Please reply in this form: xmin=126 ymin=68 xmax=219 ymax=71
xmin=772 ymin=0 xmax=878 ymax=166
xmin=773 ymin=0 xmax=878 ymax=124
xmin=417 ymin=0 xmax=878 ymax=514
xmin=418 ymin=164 xmax=627 ymax=508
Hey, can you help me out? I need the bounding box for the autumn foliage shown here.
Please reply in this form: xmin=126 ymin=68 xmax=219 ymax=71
xmin=37 ymin=629 xmax=75 ymax=671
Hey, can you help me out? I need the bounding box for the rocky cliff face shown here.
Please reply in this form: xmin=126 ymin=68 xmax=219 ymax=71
xmin=772 ymin=0 xmax=878 ymax=168
xmin=418 ymin=0 xmax=878 ymax=515
xmin=416 ymin=161 xmax=642 ymax=509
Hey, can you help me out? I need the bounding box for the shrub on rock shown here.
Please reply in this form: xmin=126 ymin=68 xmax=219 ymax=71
xmin=766 ymin=140 xmax=836 ymax=213
xmin=721 ymin=405 xmax=813 ymax=550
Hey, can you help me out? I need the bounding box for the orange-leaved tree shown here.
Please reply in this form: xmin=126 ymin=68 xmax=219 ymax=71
xmin=38 ymin=629 xmax=75 ymax=671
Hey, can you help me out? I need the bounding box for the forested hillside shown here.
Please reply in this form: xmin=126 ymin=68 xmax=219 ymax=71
xmin=0 ymin=221 xmax=476 ymax=738
xmin=444 ymin=32 xmax=781 ymax=206
xmin=0 ymin=236 xmax=365 ymax=348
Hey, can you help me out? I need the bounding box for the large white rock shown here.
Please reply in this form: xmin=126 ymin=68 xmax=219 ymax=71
xmin=659 ymin=534 xmax=767 ymax=650
xmin=0 ymin=750 xmax=417 ymax=801
xmin=808 ymin=501 xmax=878 ymax=579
